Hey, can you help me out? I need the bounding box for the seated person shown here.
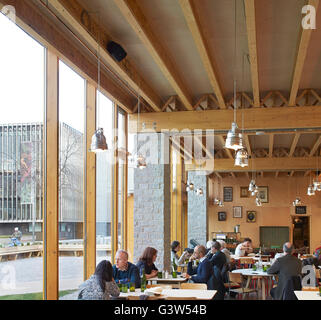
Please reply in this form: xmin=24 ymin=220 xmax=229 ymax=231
xmin=78 ymin=260 xmax=119 ymax=300
xmin=113 ymin=250 xmax=141 ymax=288
xmin=205 ymin=240 xmax=215 ymax=259
xmin=11 ymin=227 xmax=22 ymax=241
xmin=171 ymin=240 xmax=192 ymax=268
xmin=209 ymin=241 xmax=227 ymax=271
xmin=267 ymin=242 xmax=302 ymax=300
xmin=136 ymin=247 xmax=158 ymax=280
xmin=234 ymin=238 xmax=253 ymax=256
xmin=216 ymin=240 xmax=231 ymax=263
xmin=182 ymin=245 xmax=213 ymax=287
xmin=313 ymin=246 xmax=321 ymax=266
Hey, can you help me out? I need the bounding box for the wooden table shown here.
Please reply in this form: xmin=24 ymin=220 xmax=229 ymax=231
xmin=294 ymin=291 xmax=321 ymax=300
xmin=231 ymin=255 xmax=271 ymax=261
xmin=232 ymin=268 xmax=275 ymax=300
xmin=147 ymin=275 xmax=187 ymax=288
xmin=119 ymin=288 xmax=216 ymax=300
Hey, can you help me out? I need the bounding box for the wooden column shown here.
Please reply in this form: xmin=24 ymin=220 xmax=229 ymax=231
xmin=84 ymin=82 xmax=96 ymax=279
xmin=123 ymin=112 xmax=129 ymax=251
xmin=43 ymin=50 xmax=59 ymax=300
xmin=111 ymin=105 xmax=118 ymax=263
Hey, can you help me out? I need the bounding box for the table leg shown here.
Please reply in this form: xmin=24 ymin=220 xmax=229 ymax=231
xmin=262 ymin=278 xmax=266 ymax=300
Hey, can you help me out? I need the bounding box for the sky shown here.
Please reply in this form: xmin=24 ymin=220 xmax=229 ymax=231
xmin=0 ymin=12 xmax=113 ymax=134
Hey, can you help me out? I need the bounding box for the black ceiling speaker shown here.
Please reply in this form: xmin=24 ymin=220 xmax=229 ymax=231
xmin=106 ymin=41 xmax=127 ymax=62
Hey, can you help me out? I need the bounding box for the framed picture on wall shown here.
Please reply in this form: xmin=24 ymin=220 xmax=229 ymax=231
xmin=257 ymin=186 xmax=269 ymax=203
xmin=247 ymin=211 xmax=256 ymax=223
xmin=240 ymin=186 xmax=250 ymax=198
xmin=218 ymin=211 xmax=227 ymax=221
xmin=295 ymin=206 xmax=306 ymax=214
xmin=233 ymin=206 xmax=242 ymax=218
xmin=223 ymin=187 xmax=233 ymax=202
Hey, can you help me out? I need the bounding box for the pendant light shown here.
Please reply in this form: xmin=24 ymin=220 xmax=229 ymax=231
xmin=135 ymin=90 xmax=146 ymax=169
xmin=235 ymin=148 xmax=249 ymax=167
xmin=186 ymin=182 xmax=194 ymax=192
xmin=235 ymin=54 xmax=249 ymax=166
xmin=313 ymin=153 xmax=321 ymax=191
xmin=225 ymin=0 xmax=243 ymax=151
xmin=90 ymin=38 xmax=108 ymax=152
xmin=307 ymin=171 xmax=315 ymax=195
xmin=307 ymin=184 xmax=315 ymax=196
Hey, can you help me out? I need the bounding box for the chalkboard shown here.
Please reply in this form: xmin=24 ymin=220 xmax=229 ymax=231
xmin=295 ymin=206 xmax=306 ymax=214
xmin=223 ymin=187 xmax=233 ymax=202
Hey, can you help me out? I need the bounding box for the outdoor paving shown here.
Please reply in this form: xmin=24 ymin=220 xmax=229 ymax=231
xmin=0 ymin=255 xmax=107 ymax=297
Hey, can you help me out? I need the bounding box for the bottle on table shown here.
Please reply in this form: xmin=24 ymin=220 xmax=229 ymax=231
xmin=140 ymin=267 xmax=146 ymax=292
xmin=172 ymin=258 xmax=177 ymax=278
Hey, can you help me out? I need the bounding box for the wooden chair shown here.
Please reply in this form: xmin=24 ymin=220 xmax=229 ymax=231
xmin=227 ymin=272 xmax=258 ymax=300
xmin=180 ymin=283 xmax=207 ymax=290
xmin=239 ymin=258 xmax=255 ymax=268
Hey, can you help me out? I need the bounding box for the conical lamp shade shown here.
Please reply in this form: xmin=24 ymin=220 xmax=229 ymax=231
xmin=136 ymin=154 xmax=146 ymax=169
xmin=235 ymin=149 xmax=248 ymax=167
xmin=90 ymin=128 xmax=108 ymax=152
xmin=225 ymin=122 xmax=243 ymax=150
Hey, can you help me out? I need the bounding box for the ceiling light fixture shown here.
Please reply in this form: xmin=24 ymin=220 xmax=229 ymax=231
xmin=225 ymin=0 xmax=243 ymax=151
xmin=235 ymin=148 xmax=249 ymax=167
xmin=90 ymin=33 xmax=108 ymax=153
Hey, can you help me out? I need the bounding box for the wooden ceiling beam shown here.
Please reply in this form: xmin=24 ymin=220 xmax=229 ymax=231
xmin=51 ymin=0 xmax=162 ymax=111
xmin=129 ymin=106 xmax=321 ymax=132
xmin=309 ymin=135 xmax=321 ymax=156
xmin=185 ymin=157 xmax=321 ymax=172
xmin=289 ymin=133 xmax=301 ymax=157
xmin=244 ymin=0 xmax=260 ymax=107
xmin=179 ymin=0 xmax=226 ymax=109
xmin=114 ymin=0 xmax=193 ymax=111
xmin=288 ymin=0 xmax=319 ymax=106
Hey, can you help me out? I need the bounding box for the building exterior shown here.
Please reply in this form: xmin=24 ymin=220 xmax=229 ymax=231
xmin=0 ymin=122 xmax=84 ymax=240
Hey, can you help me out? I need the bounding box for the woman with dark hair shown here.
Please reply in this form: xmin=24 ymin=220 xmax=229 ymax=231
xmin=78 ymin=260 xmax=120 ymax=300
xmin=171 ymin=240 xmax=191 ymax=269
xmin=136 ymin=247 xmax=158 ymax=279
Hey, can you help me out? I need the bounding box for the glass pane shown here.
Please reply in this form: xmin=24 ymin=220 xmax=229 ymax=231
xmin=58 ymin=61 xmax=85 ymax=295
xmin=96 ymin=92 xmax=113 ymax=265
xmin=0 ymin=13 xmax=44 ymax=299
xmin=118 ymin=109 xmax=126 ymax=249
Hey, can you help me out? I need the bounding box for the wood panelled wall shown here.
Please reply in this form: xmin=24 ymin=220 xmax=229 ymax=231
xmin=208 ymin=176 xmax=321 ymax=253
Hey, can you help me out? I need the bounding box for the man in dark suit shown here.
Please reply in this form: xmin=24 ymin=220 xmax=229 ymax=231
xmin=267 ymin=242 xmax=302 ymax=300
xmin=209 ymin=241 xmax=227 ymax=271
xmin=182 ymin=245 xmax=213 ymax=287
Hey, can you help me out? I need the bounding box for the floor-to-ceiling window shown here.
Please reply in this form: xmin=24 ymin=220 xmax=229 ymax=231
xmin=0 ymin=12 xmax=45 ymax=299
xmin=96 ymin=91 xmax=113 ymax=265
xmin=58 ymin=60 xmax=85 ymax=293
xmin=118 ymin=108 xmax=126 ymax=250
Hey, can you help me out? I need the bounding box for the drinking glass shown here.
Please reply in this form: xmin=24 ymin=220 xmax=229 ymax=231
xmin=122 ymin=283 xmax=128 ymax=293
xmin=129 ymin=282 xmax=135 ymax=292
xmin=157 ymin=271 xmax=163 ymax=279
